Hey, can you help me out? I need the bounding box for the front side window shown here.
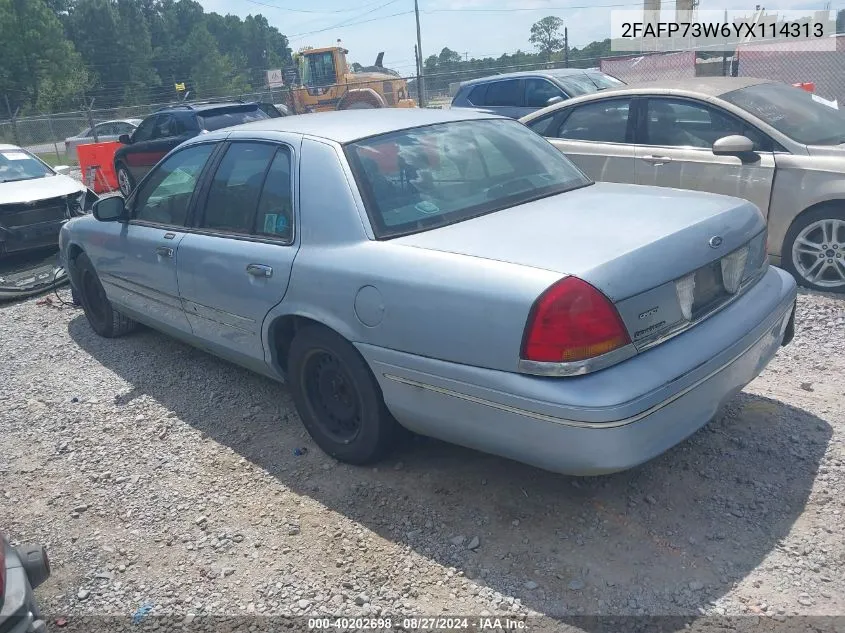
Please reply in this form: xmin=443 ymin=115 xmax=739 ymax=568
xmin=557 ymin=99 xmax=632 ymax=143
xmin=722 ymin=82 xmax=845 ymax=146
xmin=95 ymin=122 xmax=115 ymax=136
xmin=132 ymin=143 xmax=215 ymax=225
xmin=644 ymin=98 xmax=766 ymax=149
xmin=524 ymin=78 xmax=564 ymax=108
xmin=151 ymin=114 xmax=176 ymax=140
xmin=132 ymin=116 xmax=158 ymax=143
xmin=485 ymin=80 xmax=522 ymax=107
xmin=199 ymin=142 xmax=277 ymax=234
xmin=345 ymin=119 xmax=591 ymax=239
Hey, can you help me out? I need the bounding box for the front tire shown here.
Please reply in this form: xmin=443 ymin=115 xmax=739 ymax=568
xmin=782 ymin=205 xmax=845 ymax=293
xmin=75 ymin=252 xmax=138 ymax=337
xmin=116 ymin=162 xmax=134 ymax=197
xmin=287 ymin=324 xmax=398 ymax=464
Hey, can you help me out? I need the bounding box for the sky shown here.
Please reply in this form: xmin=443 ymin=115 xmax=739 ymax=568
xmin=196 ymin=0 xmax=843 ymax=74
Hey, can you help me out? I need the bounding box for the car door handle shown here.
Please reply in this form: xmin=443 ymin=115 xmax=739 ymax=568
xmin=246 ymin=264 xmax=273 ymax=278
xmin=641 ymin=154 xmax=672 ymax=165
xmin=156 ymin=246 xmax=174 ymax=258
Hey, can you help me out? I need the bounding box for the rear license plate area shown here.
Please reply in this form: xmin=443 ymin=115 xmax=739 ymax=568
xmin=692 ymin=261 xmax=728 ymax=319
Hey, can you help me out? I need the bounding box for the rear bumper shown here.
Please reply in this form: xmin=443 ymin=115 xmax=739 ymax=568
xmin=359 ymin=266 xmax=797 ymax=475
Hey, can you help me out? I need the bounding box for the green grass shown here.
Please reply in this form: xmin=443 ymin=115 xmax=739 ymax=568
xmin=36 ymin=152 xmax=77 ymax=168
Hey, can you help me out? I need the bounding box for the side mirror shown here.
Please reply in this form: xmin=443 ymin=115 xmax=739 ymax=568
xmin=712 ymin=134 xmax=755 ymax=156
xmin=119 ymin=134 xmax=132 ymax=145
xmin=546 ymin=95 xmax=564 ymax=106
xmin=92 ymin=196 xmax=126 ymax=222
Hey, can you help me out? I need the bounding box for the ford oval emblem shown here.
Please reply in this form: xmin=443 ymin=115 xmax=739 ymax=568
xmin=709 ymin=236 xmax=723 ymax=249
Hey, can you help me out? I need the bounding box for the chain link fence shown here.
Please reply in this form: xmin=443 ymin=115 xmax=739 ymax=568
xmin=4 ymin=44 xmax=843 ymax=164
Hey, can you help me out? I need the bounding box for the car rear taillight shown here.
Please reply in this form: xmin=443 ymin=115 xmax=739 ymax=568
xmin=521 ymin=277 xmax=631 ymax=363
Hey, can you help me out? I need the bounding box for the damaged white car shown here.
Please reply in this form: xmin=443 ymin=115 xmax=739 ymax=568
xmin=0 ymin=144 xmax=96 ymax=299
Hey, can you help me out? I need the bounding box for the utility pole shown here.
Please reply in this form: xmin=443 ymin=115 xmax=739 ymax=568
xmin=414 ymin=0 xmax=426 ymax=107
xmin=414 ymin=45 xmax=422 ymax=105
xmin=564 ymin=28 xmax=569 ymax=67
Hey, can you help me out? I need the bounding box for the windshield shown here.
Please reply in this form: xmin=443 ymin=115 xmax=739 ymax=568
xmin=345 ymin=119 xmax=592 ymax=239
xmin=298 ymin=51 xmax=337 ymax=87
xmin=0 ymin=148 xmax=54 ymax=183
xmin=556 ymin=72 xmax=625 ymax=96
xmin=722 ymin=82 xmax=845 ymax=146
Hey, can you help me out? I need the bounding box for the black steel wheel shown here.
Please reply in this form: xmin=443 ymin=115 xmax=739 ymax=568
xmin=74 ymin=252 xmax=138 ymax=337
xmin=288 ymin=324 xmax=398 ymax=464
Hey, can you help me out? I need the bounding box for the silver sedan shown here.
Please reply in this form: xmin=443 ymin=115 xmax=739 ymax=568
xmin=64 ymin=119 xmax=142 ymax=161
xmin=59 ymin=109 xmax=796 ymax=475
xmin=520 ymin=77 xmax=845 ymax=293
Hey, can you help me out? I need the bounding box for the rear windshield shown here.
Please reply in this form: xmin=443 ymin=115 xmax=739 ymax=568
xmin=344 ymin=118 xmax=591 ymax=239
xmin=556 ymin=72 xmax=625 ymax=96
xmin=198 ymin=106 xmax=270 ymax=131
xmin=722 ymin=82 xmax=845 ymax=145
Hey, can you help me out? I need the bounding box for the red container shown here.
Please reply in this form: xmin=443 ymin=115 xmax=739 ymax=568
xmin=76 ymin=141 xmax=122 ymax=194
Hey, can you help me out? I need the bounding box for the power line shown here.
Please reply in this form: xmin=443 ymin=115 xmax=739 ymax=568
xmin=241 ymin=0 xmax=388 ymax=13
xmin=288 ymin=4 xmax=412 ymax=41
xmin=423 ymin=0 xmax=677 ymax=10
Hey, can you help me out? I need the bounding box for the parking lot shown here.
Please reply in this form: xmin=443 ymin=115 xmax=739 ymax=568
xmin=0 ymin=287 xmax=842 ymax=628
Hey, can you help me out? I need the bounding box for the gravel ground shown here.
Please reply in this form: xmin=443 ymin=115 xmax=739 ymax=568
xmin=1 ymin=288 xmax=843 ymax=631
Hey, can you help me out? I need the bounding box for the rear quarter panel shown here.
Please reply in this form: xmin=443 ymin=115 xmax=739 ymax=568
xmin=263 ymin=137 xmax=561 ymax=375
xmin=769 ymin=153 xmax=845 ymax=258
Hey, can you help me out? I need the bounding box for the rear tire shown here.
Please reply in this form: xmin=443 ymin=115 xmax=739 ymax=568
xmin=16 ymin=544 xmax=50 ymax=591
xmin=116 ymin=162 xmax=134 ymax=197
xmin=782 ymin=205 xmax=845 ymax=293
xmin=287 ymin=324 xmax=398 ymax=464
xmin=76 ymin=252 xmax=138 ymax=337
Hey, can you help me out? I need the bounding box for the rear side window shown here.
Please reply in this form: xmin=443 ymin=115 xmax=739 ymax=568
xmin=524 ymin=78 xmax=564 ymax=108
xmin=254 ymin=149 xmax=294 ymax=241
xmin=466 ymin=84 xmax=488 ymax=106
xmin=200 ymin=143 xmax=277 ymax=233
xmin=198 ymin=106 xmax=270 ymax=132
xmin=485 ymin=80 xmax=522 ymax=107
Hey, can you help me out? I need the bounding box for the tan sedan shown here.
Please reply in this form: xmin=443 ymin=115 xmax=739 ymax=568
xmin=521 ymin=77 xmax=845 ymax=293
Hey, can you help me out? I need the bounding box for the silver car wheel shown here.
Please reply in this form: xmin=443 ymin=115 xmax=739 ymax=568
xmin=791 ymin=218 xmax=845 ymax=289
xmin=117 ymin=168 xmax=132 ymax=197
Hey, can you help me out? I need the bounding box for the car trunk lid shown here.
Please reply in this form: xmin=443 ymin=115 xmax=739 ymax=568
xmin=394 ymin=182 xmax=768 ymax=353
xmin=394 ymin=182 xmax=765 ymax=300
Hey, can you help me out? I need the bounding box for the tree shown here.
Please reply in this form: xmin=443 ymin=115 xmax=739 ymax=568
xmin=438 ymin=47 xmax=461 ymax=66
xmin=65 ymin=0 xmax=159 ymax=107
xmin=529 ymin=16 xmax=565 ymax=61
xmin=0 ymin=0 xmax=87 ymax=112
